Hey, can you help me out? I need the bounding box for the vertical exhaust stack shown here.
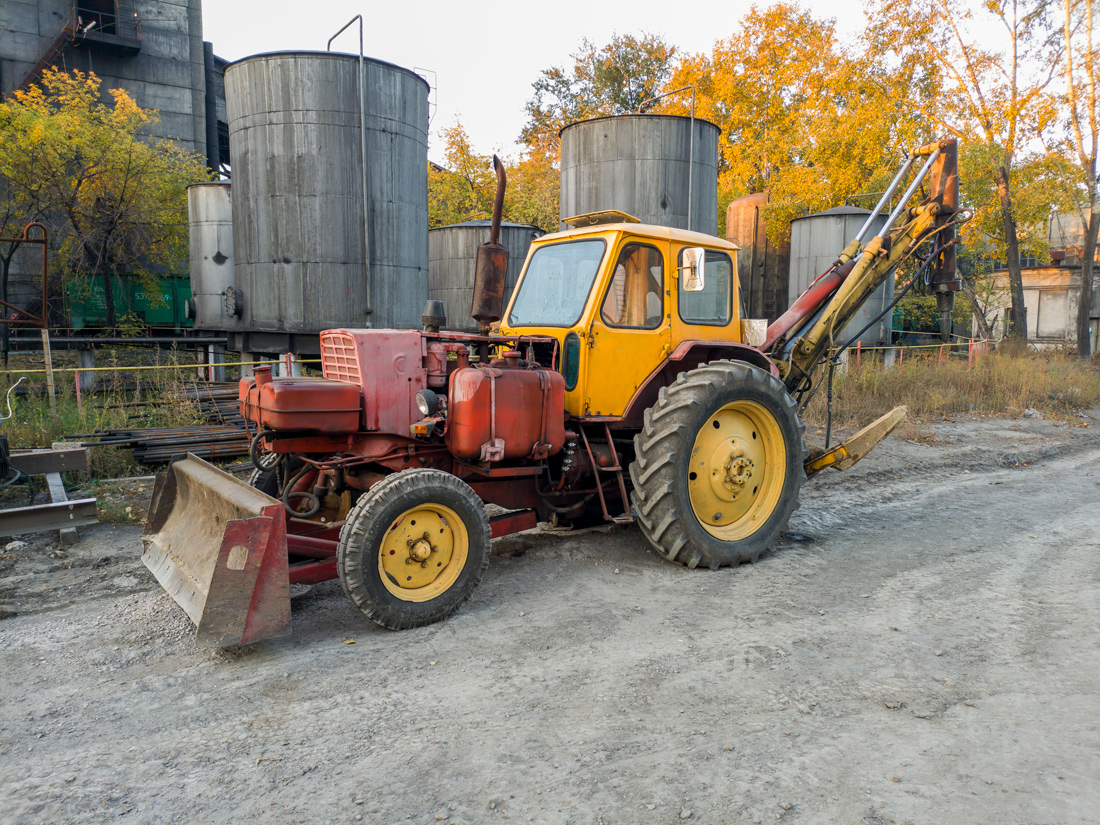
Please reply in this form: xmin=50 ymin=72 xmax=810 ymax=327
xmin=929 ymin=138 xmax=960 ymax=342
xmin=470 ymin=156 xmax=509 ymax=334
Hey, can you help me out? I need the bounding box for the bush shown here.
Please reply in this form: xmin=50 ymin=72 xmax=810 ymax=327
xmin=894 ymin=294 xmax=973 ymax=336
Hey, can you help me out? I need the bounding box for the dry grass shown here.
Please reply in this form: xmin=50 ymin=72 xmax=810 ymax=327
xmin=801 ymin=349 xmax=1100 ymax=431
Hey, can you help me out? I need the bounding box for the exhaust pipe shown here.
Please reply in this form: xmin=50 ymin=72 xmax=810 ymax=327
xmin=470 ymin=155 xmax=509 ymax=334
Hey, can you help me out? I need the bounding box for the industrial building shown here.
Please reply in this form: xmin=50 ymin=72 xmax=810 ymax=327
xmin=1 ymin=0 xmax=228 ymax=173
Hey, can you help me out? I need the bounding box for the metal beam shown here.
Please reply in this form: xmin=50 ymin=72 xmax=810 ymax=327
xmin=0 ymin=499 xmax=98 ymax=538
xmin=9 ymin=448 xmax=88 ymax=475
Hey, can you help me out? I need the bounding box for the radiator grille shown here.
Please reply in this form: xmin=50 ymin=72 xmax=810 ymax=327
xmin=321 ymin=332 xmax=360 ymax=384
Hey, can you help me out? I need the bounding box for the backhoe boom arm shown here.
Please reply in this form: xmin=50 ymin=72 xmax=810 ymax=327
xmin=767 ymin=139 xmax=966 ymax=391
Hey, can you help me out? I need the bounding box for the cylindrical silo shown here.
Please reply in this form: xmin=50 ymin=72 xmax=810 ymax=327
xmin=725 ymin=192 xmax=791 ymax=322
xmin=428 ymin=221 xmax=542 ymax=332
xmin=225 ymin=51 xmax=429 ymax=343
xmin=187 ymin=182 xmax=236 ymax=332
xmin=789 ymin=206 xmax=893 ymax=347
xmin=559 ymin=114 xmax=720 ymax=235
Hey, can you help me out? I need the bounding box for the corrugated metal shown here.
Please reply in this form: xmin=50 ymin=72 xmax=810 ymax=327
xmin=187 ymin=182 xmax=236 ymax=332
xmin=559 ymin=115 xmax=720 ymax=235
xmin=789 ymin=207 xmax=894 ymax=347
xmin=428 ymin=221 xmax=542 ymax=332
xmin=224 ymin=51 xmax=429 ymax=335
xmin=725 ymin=192 xmax=791 ymax=321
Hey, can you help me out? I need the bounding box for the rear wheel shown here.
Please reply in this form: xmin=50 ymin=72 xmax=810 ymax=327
xmin=629 ymin=361 xmax=805 ymax=569
xmin=337 ymin=469 xmax=491 ymax=630
xmin=247 ymin=467 xmax=280 ymax=497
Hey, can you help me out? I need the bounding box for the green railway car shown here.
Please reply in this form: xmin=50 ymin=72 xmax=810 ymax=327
xmin=67 ymin=275 xmax=194 ymax=331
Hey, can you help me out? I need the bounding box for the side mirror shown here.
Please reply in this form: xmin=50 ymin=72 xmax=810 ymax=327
xmin=680 ymin=247 xmax=706 ymax=292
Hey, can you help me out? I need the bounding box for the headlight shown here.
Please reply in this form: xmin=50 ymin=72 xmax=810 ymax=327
xmin=416 ymin=389 xmax=439 ymax=416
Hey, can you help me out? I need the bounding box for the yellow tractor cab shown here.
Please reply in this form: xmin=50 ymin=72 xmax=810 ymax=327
xmin=500 ymin=210 xmax=771 ymax=422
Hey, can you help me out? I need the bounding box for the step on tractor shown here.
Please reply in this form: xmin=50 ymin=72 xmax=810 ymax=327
xmin=144 ymin=142 xmax=968 ymax=646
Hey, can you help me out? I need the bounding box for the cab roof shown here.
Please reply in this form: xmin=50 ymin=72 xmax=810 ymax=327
xmin=535 ymin=222 xmax=740 ymax=252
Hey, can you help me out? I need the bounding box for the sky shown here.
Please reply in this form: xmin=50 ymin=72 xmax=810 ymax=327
xmin=201 ymin=0 xmax=871 ymax=166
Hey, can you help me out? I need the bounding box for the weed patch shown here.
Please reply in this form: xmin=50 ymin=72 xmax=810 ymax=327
xmin=802 ymin=350 xmax=1100 ymax=430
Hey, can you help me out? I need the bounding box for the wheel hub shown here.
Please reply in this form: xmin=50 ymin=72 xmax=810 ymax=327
xmin=708 ymin=440 xmax=755 ymax=500
xmin=408 ymin=534 xmax=434 ymax=563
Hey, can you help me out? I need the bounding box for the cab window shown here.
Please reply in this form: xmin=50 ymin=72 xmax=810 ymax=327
xmin=600 ymin=243 xmax=664 ymax=329
xmin=678 ymin=248 xmax=733 ymax=326
xmin=508 ymin=239 xmax=607 ymax=327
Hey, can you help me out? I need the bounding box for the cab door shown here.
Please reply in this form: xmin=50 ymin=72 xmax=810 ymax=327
xmin=581 ymin=238 xmax=672 ymax=417
xmin=670 ymin=244 xmax=740 ymax=346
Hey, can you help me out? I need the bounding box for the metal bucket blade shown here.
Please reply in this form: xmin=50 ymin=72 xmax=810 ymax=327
xmin=142 ymin=454 xmax=291 ymax=646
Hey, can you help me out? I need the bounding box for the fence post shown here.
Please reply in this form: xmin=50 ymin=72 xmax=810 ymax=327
xmin=41 ymin=328 xmax=57 ymax=425
xmin=883 ymin=347 xmax=897 ymax=372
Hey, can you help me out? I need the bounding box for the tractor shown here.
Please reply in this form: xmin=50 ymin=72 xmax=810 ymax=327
xmin=144 ymin=141 xmax=967 ymax=646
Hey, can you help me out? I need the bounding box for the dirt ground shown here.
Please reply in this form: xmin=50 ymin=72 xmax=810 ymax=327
xmin=1 ymin=410 xmax=1098 ymax=825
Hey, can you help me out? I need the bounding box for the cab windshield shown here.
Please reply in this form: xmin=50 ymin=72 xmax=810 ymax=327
xmin=508 ymin=239 xmax=606 ymax=327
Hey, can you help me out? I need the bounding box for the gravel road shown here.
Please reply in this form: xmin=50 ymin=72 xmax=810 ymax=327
xmin=1 ymin=411 xmax=1098 ymax=825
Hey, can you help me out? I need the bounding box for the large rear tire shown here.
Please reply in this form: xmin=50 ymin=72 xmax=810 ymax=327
xmin=337 ymin=469 xmax=491 ymax=630
xmin=629 ymin=361 xmax=805 ymax=569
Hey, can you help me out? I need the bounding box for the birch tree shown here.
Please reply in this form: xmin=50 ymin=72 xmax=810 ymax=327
xmin=1061 ymin=0 xmax=1099 ymax=357
xmin=871 ymin=0 xmax=1061 ymax=342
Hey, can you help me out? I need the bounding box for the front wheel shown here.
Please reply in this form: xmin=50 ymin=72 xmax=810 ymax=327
xmin=629 ymin=361 xmax=805 ymax=569
xmin=337 ymin=469 xmax=491 ymax=630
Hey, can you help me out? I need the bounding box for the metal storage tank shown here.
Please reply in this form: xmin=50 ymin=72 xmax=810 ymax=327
xmin=224 ymin=51 xmax=429 ymax=353
xmin=186 ymin=182 xmax=237 ymax=332
xmin=428 ymin=221 xmax=542 ymax=333
xmin=725 ymin=192 xmax=791 ymax=321
xmin=560 ymin=115 xmax=720 ymax=235
xmin=789 ymin=206 xmax=893 ymax=347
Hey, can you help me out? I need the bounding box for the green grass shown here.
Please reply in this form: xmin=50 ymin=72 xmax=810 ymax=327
xmin=0 ymin=347 xmax=211 ymax=482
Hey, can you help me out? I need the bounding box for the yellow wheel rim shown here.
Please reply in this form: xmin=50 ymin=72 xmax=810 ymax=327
xmin=688 ymin=400 xmax=787 ymax=541
xmin=378 ymin=503 xmax=469 ymax=603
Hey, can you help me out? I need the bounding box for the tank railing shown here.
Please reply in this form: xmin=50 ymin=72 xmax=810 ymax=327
xmin=328 ymin=15 xmax=372 ymax=321
xmin=74 ymin=3 xmax=141 ymax=41
xmin=637 ymin=85 xmax=696 ymax=233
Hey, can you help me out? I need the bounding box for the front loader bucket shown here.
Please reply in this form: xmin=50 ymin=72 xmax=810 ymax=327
xmin=142 ymin=454 xmax=291 ymax=647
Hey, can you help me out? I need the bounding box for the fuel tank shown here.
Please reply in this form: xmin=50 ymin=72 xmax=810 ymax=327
xmin=446 ymin=364 xmax=566 ymax=462
xmin=240 ymin=372 xmax=362 ymax=434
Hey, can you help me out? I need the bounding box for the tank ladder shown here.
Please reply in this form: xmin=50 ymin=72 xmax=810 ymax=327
xmin=578 ymin=424 xmax=633 ymax=525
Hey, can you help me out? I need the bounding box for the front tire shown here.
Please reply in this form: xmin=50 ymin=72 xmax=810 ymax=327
xmin=629 ymin=361 xmax=805 ymax=569
xmin=337 ymin=469 xmax=491 ymax=630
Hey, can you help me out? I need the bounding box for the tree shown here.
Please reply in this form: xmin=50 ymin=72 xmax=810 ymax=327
xmin=870 ymin=0 xmax=1062 ymax=342
xmin=0 ymin=68 xmax=209 ymax=328
xmin=1061 ymin=0 xmax=1099 ymax=357
xmin=665 ymin=3 xmax=933 ymax=240
xmin=520 ymin=33 xmax=677 ymax=149
xmin=958 ymin=143 xmax=1070 ymax=255
xmin=503 ymin=138 xmax=561 ymax=234
xmin=428 ymin=122 xmax=497 ymax=228
xmin=429 ymin=122 xmax=561 ymax=234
